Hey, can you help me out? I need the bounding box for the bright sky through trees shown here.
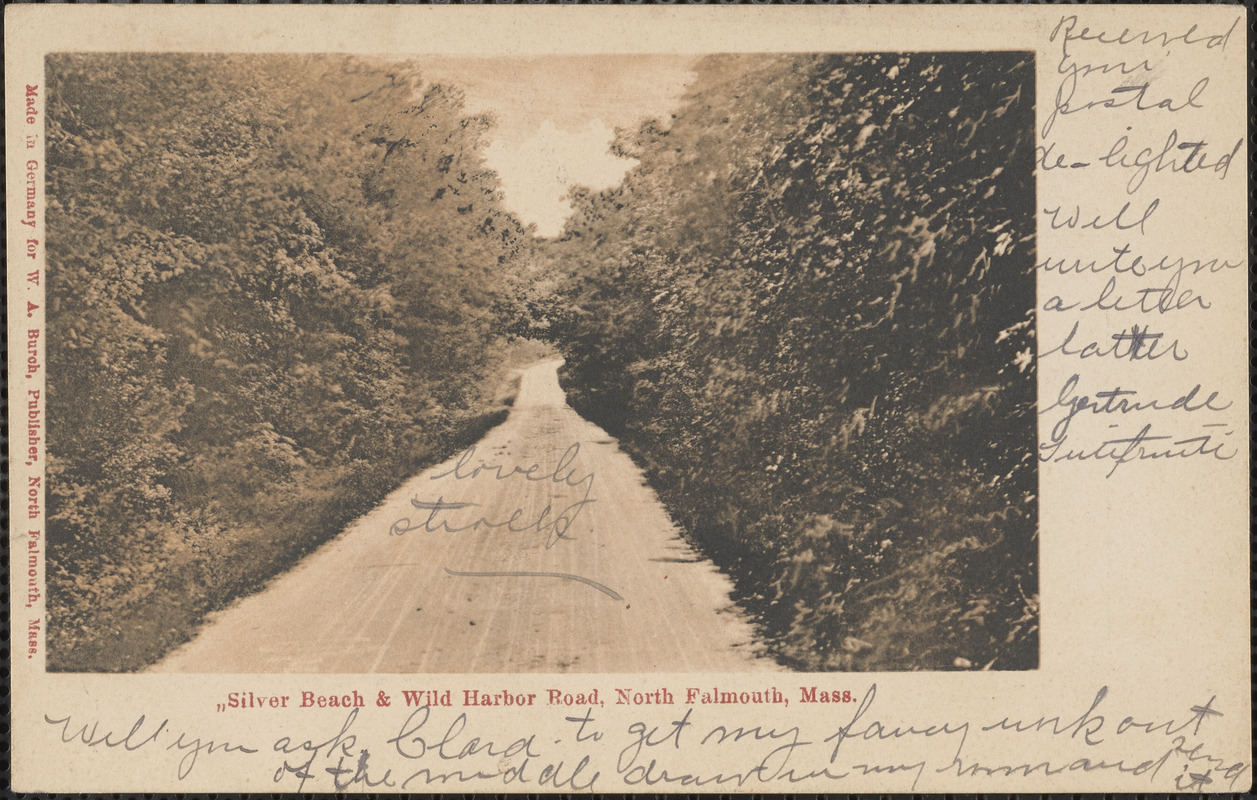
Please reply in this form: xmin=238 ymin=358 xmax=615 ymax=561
xmin=423 ymin=55 xmax=697 ymax=236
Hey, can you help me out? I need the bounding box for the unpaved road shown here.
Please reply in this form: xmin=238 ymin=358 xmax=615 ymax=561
xmin=152 ymin=359 xmax=779 ymax=673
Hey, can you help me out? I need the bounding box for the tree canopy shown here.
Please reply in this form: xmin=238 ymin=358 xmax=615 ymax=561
xmin=548 ymin=53 xmax=1038 ymax=670
xmin=46 ymin=54 xmax=529 ymax=670
xmin=46 ymin=52 xmax=1038 ymax=672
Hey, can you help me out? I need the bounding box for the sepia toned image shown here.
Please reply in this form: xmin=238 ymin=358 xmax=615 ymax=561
xmin=11 ymin=5 xmax=1250 ymax=793
xmin=45 ymin=50 xmax=1037 ymax=675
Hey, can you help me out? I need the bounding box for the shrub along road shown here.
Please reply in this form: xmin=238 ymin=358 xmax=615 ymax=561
xmin=151 ymin=360 xmax=778 ymax=673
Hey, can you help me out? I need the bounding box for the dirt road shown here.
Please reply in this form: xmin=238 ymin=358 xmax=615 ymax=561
xmin=151 ymin=359 xmax=779 ymax=673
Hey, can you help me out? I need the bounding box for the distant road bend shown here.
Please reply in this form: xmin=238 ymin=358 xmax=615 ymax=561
xmin=152 ymin=359 xmax=779 ymax=673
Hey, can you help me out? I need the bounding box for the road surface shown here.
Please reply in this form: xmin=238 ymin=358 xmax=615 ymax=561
xmin=151 ymin=359 xmax=779 ymax=673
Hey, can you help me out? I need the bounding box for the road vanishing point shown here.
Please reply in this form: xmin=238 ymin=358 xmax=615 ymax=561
xmin=151 ymin=359 xmax=779 ymax=673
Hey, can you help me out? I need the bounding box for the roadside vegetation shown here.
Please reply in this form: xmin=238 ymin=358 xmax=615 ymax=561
xmin=546 ymin=53 xmax=1039 ymax=670
xmin=46 ymin=52 xmax=1037 ymax=673
xmin=45 ymin=54 xmax=540 ymax=671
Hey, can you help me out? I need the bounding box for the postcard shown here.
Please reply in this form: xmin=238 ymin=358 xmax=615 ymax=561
xmin=6 ymin=4 xmax=1249 ymax=792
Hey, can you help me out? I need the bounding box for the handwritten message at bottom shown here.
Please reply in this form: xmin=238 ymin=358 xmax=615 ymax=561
xmin=38 ymin=682 xmax=1249 ymax=793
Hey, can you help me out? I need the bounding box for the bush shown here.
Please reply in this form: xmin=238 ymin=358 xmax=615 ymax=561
xmin=549 ymin=52 xmax=1038 ymax=671
xmin=45 ymin=55 xmax=531 ymax=671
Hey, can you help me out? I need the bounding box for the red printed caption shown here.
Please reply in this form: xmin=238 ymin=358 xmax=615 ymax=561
xmin=216 ymin=685 xmax=856 ymax=712
xmin=20 ymin=83 xmax=45 ymax=660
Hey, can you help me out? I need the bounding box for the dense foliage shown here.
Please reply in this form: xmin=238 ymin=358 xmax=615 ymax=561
xmin=45 ymin=54 xmax=531 ymax=670
xmin=550 ymin=54 xmax=1038 ymax=670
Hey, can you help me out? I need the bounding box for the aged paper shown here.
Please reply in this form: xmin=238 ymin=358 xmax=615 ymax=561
xmin=7 ymin=4 xmax=1249 ymax=793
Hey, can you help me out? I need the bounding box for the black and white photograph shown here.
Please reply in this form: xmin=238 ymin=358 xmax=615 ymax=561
xmin=43 ymin=50 xmax=1038 ymax=674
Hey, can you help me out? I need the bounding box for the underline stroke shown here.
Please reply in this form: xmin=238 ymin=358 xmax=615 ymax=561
xmin=443 ymin=567 xmax=625 ymax=600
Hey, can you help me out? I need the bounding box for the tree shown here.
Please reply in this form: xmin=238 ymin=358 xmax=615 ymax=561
xmin=45 ymin=54 xmax=528 ymax=670
xmin=548 ymin=52 xmax=1038 ymax=671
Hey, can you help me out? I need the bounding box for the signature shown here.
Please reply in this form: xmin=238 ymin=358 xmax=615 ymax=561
xmin=1041 ymin=373 xmax=1231 ymax=442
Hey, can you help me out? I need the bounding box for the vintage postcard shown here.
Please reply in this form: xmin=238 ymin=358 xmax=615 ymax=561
xmin=7 ymin=4 xmax=1249 ymax=793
